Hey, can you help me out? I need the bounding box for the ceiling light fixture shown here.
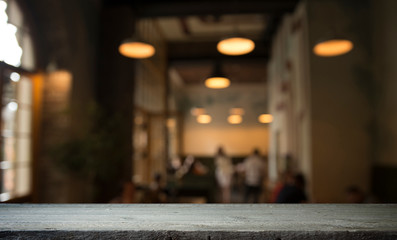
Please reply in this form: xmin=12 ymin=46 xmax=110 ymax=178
xmin=258 ymin=114 xmax=273 ymax=123
xmin=313 ymin=30 xmax=353 ymax=58
xmin=205 ymin=77 xmax=230 ymax=89
xmin=217 ymin=37 xmax=255 ymax=56
xmin=119 ymin=37 xmax=156 ymax=59
xmin=205 ymin=62 xmax=230 ymax=89
xmin=228 ymin=114 xmax=242 ymax=124
xmin=197 ymin=114 xmax=212 ymax=124
xmin=217 ymin=13 xmax=256 ymax=56
xmin=313 ymin=39 xmax=353 ymax=57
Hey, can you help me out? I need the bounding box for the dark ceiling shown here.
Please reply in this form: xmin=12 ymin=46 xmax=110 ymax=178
xmin=172 ymin=59 xmax=268 ymax=85
xmin=106 ymin=0 xmax=298 ymax=16
xmin=107 ymin=0 xmax=300 ymax=85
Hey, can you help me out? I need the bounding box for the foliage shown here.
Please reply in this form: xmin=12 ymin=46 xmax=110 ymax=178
xmin=53 ymin=104 xmax=130 ymax=185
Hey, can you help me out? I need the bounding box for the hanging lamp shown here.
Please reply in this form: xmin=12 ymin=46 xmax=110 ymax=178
xmin=313 ymin=28 xmax=353 ymax=57
xmin=217 ymin=14 xmax=255 ymax=56
xmin=119 ymin=18 xmax=155 ymax=59
xmin=313 ymin=38 xmax=353 ymax=57
xmin=204 ymin=62 xmax=230 ymax=89
xmin=217 ymin=36 xmax=255 ymax=56
xmin=228 ymin=114 xmax=242 ymax=124
xmin=228 ymin=107 xmax=244 ymax=124
xmin=119 ymin=37 xmax=155 ymax=59
xmin=258 ymin=114 xmax=273 ymax=123
xmin=197 ymin=114 xmax=212 ymax=124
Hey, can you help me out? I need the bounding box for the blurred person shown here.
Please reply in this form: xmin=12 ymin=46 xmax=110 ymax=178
xmin=270 ymin=171 xmax=292 ymax=203
xmin=276 ymin=173 xmax=307 ymax=203
xmin=215 ymin=146 xmax=234 ymax=203
xmin=239 ymin=148 xmax=266 ymax=203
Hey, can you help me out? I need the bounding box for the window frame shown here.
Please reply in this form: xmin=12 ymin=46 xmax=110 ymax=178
xmin=0 ymin=61 xmax=39 ymax=203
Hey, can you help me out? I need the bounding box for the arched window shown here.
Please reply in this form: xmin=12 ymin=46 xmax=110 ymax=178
xmin=0 ymin=0 xmax=36 ymax=202
xmin=0 ymin=0 xmax=34 ymax=69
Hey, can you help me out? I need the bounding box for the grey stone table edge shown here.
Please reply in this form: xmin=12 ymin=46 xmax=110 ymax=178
xmin=1 ymin=204 xmax=397 ymax=233
xmin=1 ymin=230 xmax=397 ymax=240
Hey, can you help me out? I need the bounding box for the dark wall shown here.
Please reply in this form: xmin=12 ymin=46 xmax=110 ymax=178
xmin=18 ymin=0 xmax=135 ymax=202
xmin=95 ymin=4 xmax=136 ymax=202
xmin=21 ymin=0 xmax=103 ymax=202
xmin=372 ymin=166 xmax=397 ymax=203
xmin=370 ymin=0 xmax=397 ymax=203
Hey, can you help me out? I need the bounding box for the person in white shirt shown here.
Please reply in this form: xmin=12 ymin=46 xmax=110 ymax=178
xmin=215 ymin=147 xmax=234 ymax=203
xmin=240 ymin=148 xmax=265 ymax=203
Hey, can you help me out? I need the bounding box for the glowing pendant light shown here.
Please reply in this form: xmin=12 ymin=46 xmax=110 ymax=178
xmin=217 ymin=37 xmax=255 ymax=56
xmin=197 ymin=114 xmax=212 ymax=124
xmin=228 ymin=114 xmax=242 ymax=124
xmin=119 ymin=37 xmax=155 ymax=59
xmin=313 ymin=39 xmax=353 ymax=57
xmin=258 ymin=114 xmax=273 ymax=123
xmin=205 ymin=77 xmax=230 ymax=89
xmin=204 ymin=62 xmax=230 ymax=89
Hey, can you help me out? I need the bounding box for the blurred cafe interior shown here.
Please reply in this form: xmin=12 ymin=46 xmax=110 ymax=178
xmin=0 ymin=0 xmax=397 ymax=204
